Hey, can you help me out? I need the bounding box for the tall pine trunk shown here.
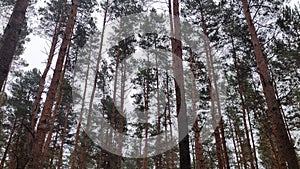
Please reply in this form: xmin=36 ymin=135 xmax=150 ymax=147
xmin=241 ymin=0 xmax=299 ymax=168
xmin=189 ymin=48 xmax=206 ymax=169
xmin=42 ymin=51 xmax=68 ymax=162
xmin=231 ymin=38 xmax=255 ymax=169
xmin=229 ymin=118 xmax=241 ymax=169
xmin=0 ymin=0 xmax=29 ymax=89
xmin=28 ymin=0 xmax=79 ymax=167
xmin=170 ymin=0 xmax=191 ymax=168
xmin=30 ymin=0 xmax=67 ymax=134
xmin=70 ymin=44 xmax=92 ymax=169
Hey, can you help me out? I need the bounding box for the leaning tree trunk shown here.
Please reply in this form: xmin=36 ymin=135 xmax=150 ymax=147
xmin=28 ymin=0 xmax=79 ymax=168
xmin=42 ymin=53 xmax=68 ymax=162
xmin=30 ymin=0 xmax=67 ymax=134
xmin=0 ymin=0 xmax=29 ymax=90
xmin=241 ymin=0 xmax=299 ymax=168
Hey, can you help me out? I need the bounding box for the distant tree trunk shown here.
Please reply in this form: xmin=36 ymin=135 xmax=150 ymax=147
xmin=229 ymin=118 xmax=241 ymax=169
xmin=241 ymin=0 xmax=299 ymax=168
xmin=117 ymin=59 xmax=127 ymax=168
xmin=189 ymin=48 xmax=206 ymax=169
xmin=30 ymin=0 xmax=67 ymax=134
xmin=0 ymin=117 xmax=17 ymax=169
xmin=199 ymin=4 xmax=229 ymax=168
xmin=199 ymin=7 xmax=224 ymax=169
xmin=247 ymin=109 xmax=259 ymax=169
xmin=0 ymin=0 xmax=29 ymax=89
xmin=170 ymin=0 xmax=191 ymax=168
xmin=28 ymin=0 xmax=79 ymax=167
xmin=57 ymin=103 xmax=71 ymax=169
xmin=234 ymin=119 xmax=248 ymax=169
xmin=165 ymin=71 xmax=175 ymax=169
xmin=154 ymin=51 xmax=162 ymax=169
xmin=165 ymin=72 xmax=170 ymax=169
xmin=142 ymin=61 xmax=150 ymax=169
xmin=78 ymin=1 xmax=109 ymax=167
xmin=70 ymin=45 xmax=92 ymax=169
xmin=231 ymin=38 xmax=255 ymax=169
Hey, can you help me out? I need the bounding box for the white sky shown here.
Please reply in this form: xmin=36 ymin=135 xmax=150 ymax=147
xmin=20 ymin=0 xmax=300 ymax=71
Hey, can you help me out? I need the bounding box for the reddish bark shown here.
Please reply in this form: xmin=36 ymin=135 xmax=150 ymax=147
xmin=30 ymin=0 xmax=67 ymax=134
xmin=29 ymin=0 xmax=79 ymax=167
xmin=0 ymin=0 xmax=29 ymax=89
xmin=241 ymin=0 xmax=299 ymax=168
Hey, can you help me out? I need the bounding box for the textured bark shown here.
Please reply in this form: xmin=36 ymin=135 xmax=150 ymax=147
xmin=28 ymin=0 xmax=79 ymax=167
xmin=0 ymin=62 xmax=11 ymax=107
xmin=0 ymin=0 xmax=29 ymax=89
xmin=241 ymin=0 xmax=299 ymax=168
xmin=171 ymin=0 xmax=191 ymax=168
xmin=30 ymin=0 xmax=67 ymax=134
xmin=42 ymin=54 xmax=68 ymax=163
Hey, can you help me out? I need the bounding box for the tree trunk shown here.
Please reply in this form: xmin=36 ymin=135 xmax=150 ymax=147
xmin=28 ymin=0 xmax=79 ymax=167
xmin=189 ymin=48 xmax=206 ymax=169
xmin=154 ymin=49 xmax=162 ymax=169
xmin=0 ymin=117 xmax=17 ymax=169
xmin=170 ymin=0 xmax=191 ymax=168
xmin=0 ymin=0 xmax=29 ymax=89
xmin=231 ymin=38 xmax=255 ymax=169
xmin=199 ymin=4 xmax=230 ymax=168
xmin=117 ymin=58 xmax=127 ymax=168
xmin=229 ymin=118 xmax=241 ymax=169
xmin=165 ymin=72 xmax=170 ymax=169
xmin=57 ymin=104 xmax=71 ymax=169
xmin=42 ymin=52 xmax=68 ymax=162
xmin=30 ymin=0 xmax=67 ymax=134
xmin=70 ymin=43 xmax=92 ymax=169
xmin=241 ymin=0 xmax=299 ymax=168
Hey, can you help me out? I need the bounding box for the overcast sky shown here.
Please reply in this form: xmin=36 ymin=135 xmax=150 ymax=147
xmin=21 ymin=0 xmax=299 ymax=71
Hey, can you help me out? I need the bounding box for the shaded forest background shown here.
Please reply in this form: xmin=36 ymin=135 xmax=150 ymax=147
xmin=0 ymin=0 xmax=299 ymax=168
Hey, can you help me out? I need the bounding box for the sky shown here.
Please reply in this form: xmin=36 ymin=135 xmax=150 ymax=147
xmin=20 ymin=0 xmax=300 ymax=71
